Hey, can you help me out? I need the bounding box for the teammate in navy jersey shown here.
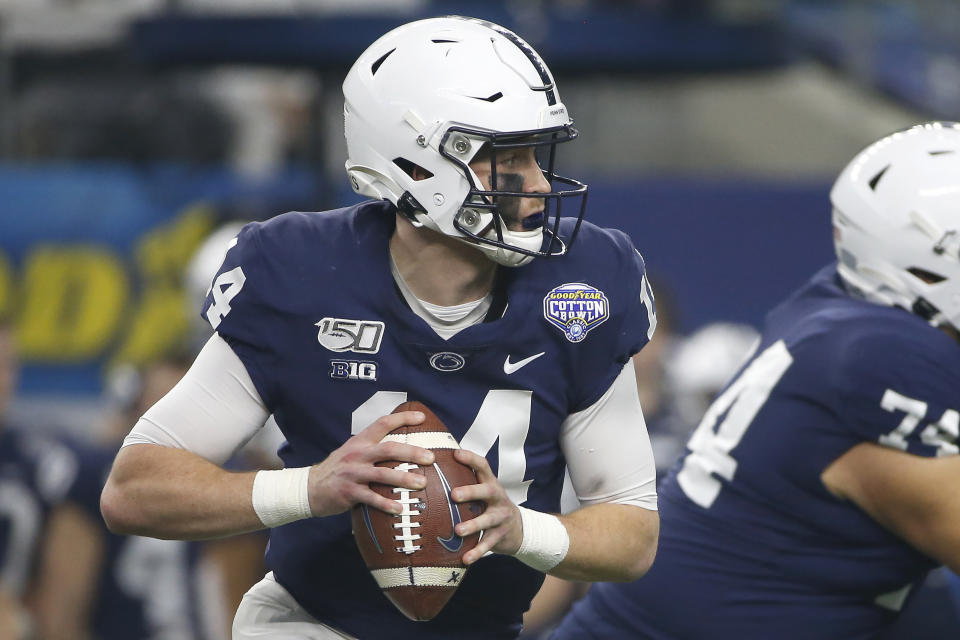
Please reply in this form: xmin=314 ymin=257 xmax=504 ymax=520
xmin=950 ymin=573 xmax=960 ymax=614
xmin=0 ymin=318 xmax=83 ymax=639
xmin=101 ymin=16 xmax=660 ymax=640
xmin=555 ymin=122 xmax=960 ymax=640
xmin=30 ymin=354 xmax=274 ymax=640
xmin=33 ymin=356 xmax=227 ymax=640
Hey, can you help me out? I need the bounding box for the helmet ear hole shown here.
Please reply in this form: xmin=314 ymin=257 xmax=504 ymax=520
xmin=393 ymin=158 xmax=433 ymax=181
xmin=907 ymin=267 xmax=947 ymax=284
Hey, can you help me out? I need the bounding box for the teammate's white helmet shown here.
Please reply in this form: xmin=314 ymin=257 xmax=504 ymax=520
xmin=343 ymin=16 xmax=587 ymax=267
xmin=666 ymin=322 xmax=760 ymax=426
xmin=831 ymin=122 xmax=960 ymax=330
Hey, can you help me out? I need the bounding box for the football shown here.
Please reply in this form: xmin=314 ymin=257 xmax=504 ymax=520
xmin=351 ymin=400 xmax=485 ymax=621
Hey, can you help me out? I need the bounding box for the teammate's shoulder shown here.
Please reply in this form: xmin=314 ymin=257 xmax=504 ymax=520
xmin=773 ymin=267 xmax=941 ymax=351
xmin=797 ymin=289 xmax=960 ymax=396
xmin=837 ymin=308 xmax=960 ymax=374
xmin=0 ymin=427 xmax=82 ymax=503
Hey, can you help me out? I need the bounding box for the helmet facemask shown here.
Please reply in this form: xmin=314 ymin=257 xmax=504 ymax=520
xmin=433 ymin=124 xmax=587 ymax=267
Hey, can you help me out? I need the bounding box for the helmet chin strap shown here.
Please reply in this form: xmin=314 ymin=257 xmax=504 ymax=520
xmin=840 ymin=261 xmax=956 ymax=330
xmin=457 ymin=207 xmax=543 ymax=267
xmin=479 ymin=227 xmax=541 ymax=267
xmin=405 ymin=208 xmax=536 ymax=267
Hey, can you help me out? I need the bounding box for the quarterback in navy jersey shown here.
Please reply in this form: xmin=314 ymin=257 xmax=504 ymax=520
xmin=556 ymin=123 xmax=960 ymax=640
xmin=102 ymin=16 xmax=660 ymax=640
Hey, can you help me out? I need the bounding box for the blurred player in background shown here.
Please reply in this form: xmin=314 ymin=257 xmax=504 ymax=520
xmin=0 ymin=317 xmax=86 ymax=640
xmin=664 ymin=321 xmax=760 ymax=435
xmin=31 ymin=353 xmax=206 ymax=640
xmin=31 ymin=352 xmax=263 ymax=640
xmin=951 ymin=573 xmax=960 ymax=612
xmin=627 ymin=281 xmax=684 ymax=477
xmin=0 ymin=317 xmax=34 ymax=640
xmin=100 ymin=15 xmax=660 ymax=640
xmin=555 ymin=122 xmax=960 ymax=639
xmin=26 ymin=217 xmax=288 ymax=640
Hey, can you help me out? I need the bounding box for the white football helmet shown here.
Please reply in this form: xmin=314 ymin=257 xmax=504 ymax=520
xmin=831 ymin=122 xmax=960 ymax=330
xmin=342 ymin=16 xmax=587 ymax=267
xmin=666 ymin=322 xmax=760 ymax=426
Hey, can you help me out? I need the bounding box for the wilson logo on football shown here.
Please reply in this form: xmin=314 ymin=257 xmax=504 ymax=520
xmin=315 ymin=318 xmax=385 ymax=354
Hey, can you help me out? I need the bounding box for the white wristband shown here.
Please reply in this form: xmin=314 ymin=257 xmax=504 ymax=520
xmin=512 ymin=506 xmax=570 ymax=572
xmin=251 ymin=467 xmax=313 ymax=528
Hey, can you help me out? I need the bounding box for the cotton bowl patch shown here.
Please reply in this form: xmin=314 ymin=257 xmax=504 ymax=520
xmin=543 ymin=283 xmax=609 ymax=342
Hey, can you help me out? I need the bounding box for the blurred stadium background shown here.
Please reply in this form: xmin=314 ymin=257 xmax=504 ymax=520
xmin=1 ymin=0 xmax=958 ymax=637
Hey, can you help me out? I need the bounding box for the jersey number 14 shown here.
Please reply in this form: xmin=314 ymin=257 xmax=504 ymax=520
xmin=350 ymin=390 xmax=534 ymax=506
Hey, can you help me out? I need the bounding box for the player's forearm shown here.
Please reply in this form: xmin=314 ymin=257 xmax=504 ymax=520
xmin=101 ymin=443 xmax=264 ymax=540
xmin=552 ymin=503 xmax=659 ymax=582
xmin=33 ymin=504 xmax=103 ymax=640
xmin=0 ymin=590 xmax=31 ymax=640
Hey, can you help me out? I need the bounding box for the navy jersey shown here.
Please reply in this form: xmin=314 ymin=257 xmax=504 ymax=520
xmin=203 ymin=200 xmax=654 ymax=639
xmin=950 ymin=572 xmax=960 ymax=613
xmin=0 ymin=426 xmax=78 ymax=596
xmin=558 ymin=265 xmax=960 ymax=640
xmin=67 ymin=441 xmax=208 ymax=640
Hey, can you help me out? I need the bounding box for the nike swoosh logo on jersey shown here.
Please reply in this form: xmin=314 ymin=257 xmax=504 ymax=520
xmin=503 ymin=352 xmax=546 ymax=374
xmin=434 ymin=463 xmax=463 ymax=552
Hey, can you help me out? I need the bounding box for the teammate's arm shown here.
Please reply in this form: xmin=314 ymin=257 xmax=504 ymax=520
xmin=822 ymin=443 xmax=960 ymax=572
xmin=0 ymin=587 xmax=30 ymax=640
xmin=101 ymin=334 xmax=434 ymax=540
xmin=31 ymin=503 xmax=104 ymax=640
xmin=453 ymin=356 xmax=659 ymax=582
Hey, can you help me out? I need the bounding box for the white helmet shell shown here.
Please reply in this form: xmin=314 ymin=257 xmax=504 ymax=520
xmin=831 ymin=122 xmax=960 ymax=330
xmin=342 ymin=16 xmax=586 ymax=266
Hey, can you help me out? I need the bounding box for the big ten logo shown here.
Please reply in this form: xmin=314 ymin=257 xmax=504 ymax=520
xmin=329 ymin=360 xmax=378 ymax=381
xmin=4 ymin=204 xmax=215 ymax=366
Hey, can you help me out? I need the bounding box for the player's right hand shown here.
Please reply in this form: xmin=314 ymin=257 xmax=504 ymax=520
xmin=306 ymin=411 xmax=435 ymax=517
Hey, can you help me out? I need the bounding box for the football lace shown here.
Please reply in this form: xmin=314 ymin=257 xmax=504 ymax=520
xmin=391 ymin=462 xmax=423 ymax=553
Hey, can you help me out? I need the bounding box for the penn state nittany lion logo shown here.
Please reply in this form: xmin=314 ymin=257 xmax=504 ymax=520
xmin=543 ymin=283 xmax=609 ymax=343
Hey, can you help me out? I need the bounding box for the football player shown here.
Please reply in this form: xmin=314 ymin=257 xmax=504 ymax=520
xmin=0 ymin=318 xmax=83 ymax=640
xmin=554 ymin=122 xmax=960 ymax=640
xmin=101 ymin=16 xmax=660 ymax=640
xmin=32 ymin=355 xmax=236 ymax=640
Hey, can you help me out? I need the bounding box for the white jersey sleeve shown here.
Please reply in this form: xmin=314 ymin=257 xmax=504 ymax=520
xmin=560 ymin=359 xmax=658 ymax=511
xmin=122 ymin=332 xmax=271 ymax=465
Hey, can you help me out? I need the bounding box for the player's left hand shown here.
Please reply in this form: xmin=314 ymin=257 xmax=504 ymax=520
xmin=451 ymin=448 xmax=523 ymax=565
